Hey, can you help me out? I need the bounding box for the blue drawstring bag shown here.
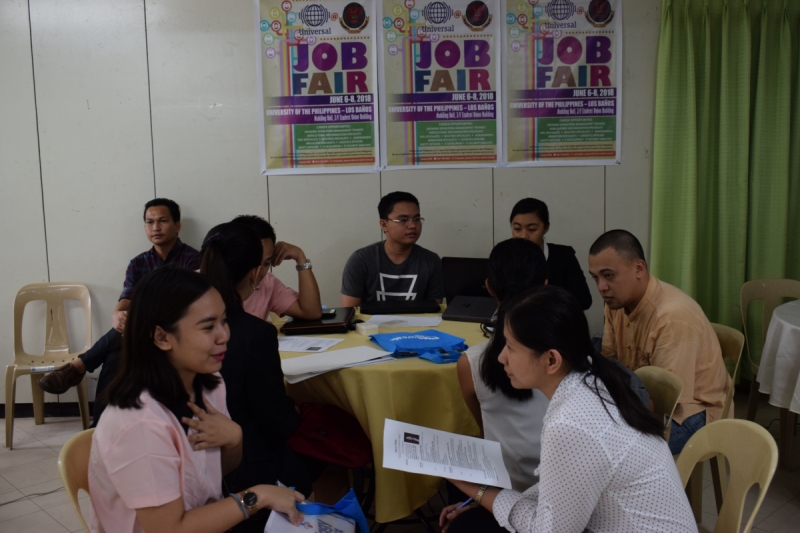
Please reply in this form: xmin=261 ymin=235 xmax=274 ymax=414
xmin=370 ymin=330 xmax=467 ymax=364
xmin=296 ymin=489 xmax=370 ymax=533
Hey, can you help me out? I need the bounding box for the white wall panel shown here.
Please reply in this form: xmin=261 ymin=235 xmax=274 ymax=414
xmin=0 ymin=0 xmax=663 ymax=409
xmin=380 ymin=169 xmax=494 ymax=260
xmin=31 ymin=0 xmax=155 ymax=397
xmin=268 ymin=174 xmax=381 ymax=307
xmin=146 ymin=0 xmax=267 ymax=246
xmin=494 ymin=167 xmax=605 ymax=333
xmin=605 ymin=0 xmax=662 ymax=256
xmin=0 ymin=1 xmax=50 ymax=403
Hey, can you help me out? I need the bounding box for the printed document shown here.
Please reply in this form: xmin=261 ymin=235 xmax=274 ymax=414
xmin=383 ymin=419 xmax=512 ymax=489
xmin=278 ymin=336 xmax=344 ymax=353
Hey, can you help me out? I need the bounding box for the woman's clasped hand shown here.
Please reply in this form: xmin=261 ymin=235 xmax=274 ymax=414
xmin=182 ymin=397 xmax=242 ymax=452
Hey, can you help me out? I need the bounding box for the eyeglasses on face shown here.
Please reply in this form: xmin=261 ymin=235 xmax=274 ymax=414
xmin=384 ymin=217 xmax=425 ymax=226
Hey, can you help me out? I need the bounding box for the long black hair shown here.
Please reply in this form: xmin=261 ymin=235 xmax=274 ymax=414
xmin=480 ymin=238 xmax=547 ymax=401
xmin=200 ymin=222 xmax=263 ymax=312
xmin=103 ymin=267 xmax=221 ymax=410
xmin=504 ymin=285 xmax=664 ymax=437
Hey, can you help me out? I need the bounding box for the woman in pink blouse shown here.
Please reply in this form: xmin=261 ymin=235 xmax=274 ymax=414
xmin=88 ymin=267 xmax=304 ymax=533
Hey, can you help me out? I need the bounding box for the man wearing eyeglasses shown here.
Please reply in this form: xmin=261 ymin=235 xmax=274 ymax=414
xmin=341 ymin=191 xmax=445 ymax=305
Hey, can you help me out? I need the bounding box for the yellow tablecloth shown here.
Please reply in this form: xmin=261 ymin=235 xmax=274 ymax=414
xmin=277 ymin=310 xmax=484 ymax=523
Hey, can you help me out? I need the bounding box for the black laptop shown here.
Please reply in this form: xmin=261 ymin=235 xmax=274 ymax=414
xmin=442 ymin=295 xmax=497 ymax=323
xmin=441 ymin=257 xmax=491 ymax=304
xmin=280 ymin=307 xmax=356 ymax=335
xmin=441 ymin=257 xmax=495 ymax=323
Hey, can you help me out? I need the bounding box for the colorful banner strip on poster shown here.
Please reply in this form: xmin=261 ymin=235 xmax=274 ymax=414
xmin=258 ymin=0 xmax=379 ymax=173
xmin=378 ymin=0 xmax=502 ymax=168
xmin=504 ymin=0 xmax=621 ymax=165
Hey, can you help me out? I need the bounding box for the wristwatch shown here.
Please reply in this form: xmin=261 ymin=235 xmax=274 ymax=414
xmin=475 ymin=485 xmax=489 ymax=506
xmin=240 ymin=490 xmax=259 ymax=515
xmin=296 ymin=259 xmax=312 ymax=271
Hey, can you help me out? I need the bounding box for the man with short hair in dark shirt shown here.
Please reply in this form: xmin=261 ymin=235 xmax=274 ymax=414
xmin=341 ymin=191 xmax=445 ymax=306
xmin=38 ymin=199 xmax=200 ymax=413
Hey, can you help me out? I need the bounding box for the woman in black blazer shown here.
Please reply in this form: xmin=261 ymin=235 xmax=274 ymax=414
xmin=200 ymin=223 xmax=315 ymax=530
xmin=509 ymin=198 xmax=593 ymax=310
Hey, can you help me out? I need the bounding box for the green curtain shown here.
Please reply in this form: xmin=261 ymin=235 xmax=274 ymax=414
xmin=651 ymin=0 xmax=800 ymax=373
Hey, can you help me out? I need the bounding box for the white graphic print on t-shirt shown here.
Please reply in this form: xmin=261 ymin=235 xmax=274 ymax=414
xmin=377 ymin=273 xmax=418 ymax=300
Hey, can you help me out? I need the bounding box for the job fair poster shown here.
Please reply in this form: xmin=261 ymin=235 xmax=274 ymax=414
xmin=258 ymin=0 xmax=379 ymax=173
xmin=378 ymin=0 xmax=502 ymax=168
xmin=504 ymin=0 xmax=622 ymax=165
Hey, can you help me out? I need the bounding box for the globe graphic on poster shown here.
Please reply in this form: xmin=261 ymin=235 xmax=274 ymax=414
xmin=300 ymin=4 xmax=329 ymax=27
xmin=423 ymin=2 xmax=453 ymax=24
xmin=545 ymin=0 xmax=575 ymax=21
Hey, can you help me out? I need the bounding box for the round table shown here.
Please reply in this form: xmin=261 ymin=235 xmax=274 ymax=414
xmin=757 ymin=300 xmax=800 ymax=410
xmin=277 ymin=310 xmax=484 ymax=523
xmin=757 ymin=299 xmax=800 ymax=468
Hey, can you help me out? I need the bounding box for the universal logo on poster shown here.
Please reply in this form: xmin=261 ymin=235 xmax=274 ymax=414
xmin=417 ymin=1 xmax=491 ymax=33
xmin=539 ymin=0 xmax=614 ymax=28
xmin=296 ymin=2 xmax=370 ymax=34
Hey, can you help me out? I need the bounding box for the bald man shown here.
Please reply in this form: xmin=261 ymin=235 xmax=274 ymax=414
xmin=588 ymin=230 xmax=730 ymax=454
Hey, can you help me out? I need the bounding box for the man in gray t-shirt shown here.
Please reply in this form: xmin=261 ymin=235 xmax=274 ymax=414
xmin=341 ymin=192 xmax=445 ymax=305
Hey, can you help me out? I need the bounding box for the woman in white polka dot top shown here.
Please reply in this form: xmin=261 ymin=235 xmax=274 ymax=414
xmin=439 ymin=286 xmax=697 ymax=533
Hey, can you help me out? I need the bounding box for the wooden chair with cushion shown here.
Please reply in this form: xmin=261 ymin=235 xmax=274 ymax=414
xmin=5 ymin=282 xmax=92 ymax=448
xmin=58 ymin=428 xmax=94 ymax=533
xmin=740 ymin=279 xmax=800 ymax=422
xmin=675 ymin=420 xmax=778 ymax=533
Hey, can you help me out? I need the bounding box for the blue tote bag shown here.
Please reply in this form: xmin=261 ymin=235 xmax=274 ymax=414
xmin=370 ymin=329 xmax=467 ymax=363
xmin=296 ymin=489 xmax=370 ymax=533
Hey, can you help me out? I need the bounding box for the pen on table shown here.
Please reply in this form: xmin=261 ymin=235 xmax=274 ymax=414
xmin=453 ymin=498 xmax=473 ymax=511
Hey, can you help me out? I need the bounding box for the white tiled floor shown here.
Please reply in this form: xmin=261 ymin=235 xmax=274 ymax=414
xmin=3 ymin=389 xmax=800 ymax=532
xmin=0 ymin=418 xmax=93 ymax=532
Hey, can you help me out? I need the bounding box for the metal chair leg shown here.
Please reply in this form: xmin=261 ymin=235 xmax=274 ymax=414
xmin=746 ymin=377 xmax=761 ymax=421
xmin=415 ymin=509 xmax=437 ymax=533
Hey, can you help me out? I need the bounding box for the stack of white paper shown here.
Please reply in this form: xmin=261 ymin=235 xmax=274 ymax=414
xmin=281 ymin=346 xmax=391 ymax=384
xmin=365 ymin=315 xmax=442 ymax=327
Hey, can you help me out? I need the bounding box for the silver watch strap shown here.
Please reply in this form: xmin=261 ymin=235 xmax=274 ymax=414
xmin=296 ymin=260 xmax=312 ymax=271
xmin=229 ymin=493 xmax=249 ymax=520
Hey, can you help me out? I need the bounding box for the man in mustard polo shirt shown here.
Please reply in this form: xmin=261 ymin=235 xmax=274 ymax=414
xmin=588 ymin=230 xmax=730 ymax=454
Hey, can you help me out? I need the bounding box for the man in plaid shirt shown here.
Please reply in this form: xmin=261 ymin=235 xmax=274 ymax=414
xmin=38 ymin=198 xmax=200 ymax=421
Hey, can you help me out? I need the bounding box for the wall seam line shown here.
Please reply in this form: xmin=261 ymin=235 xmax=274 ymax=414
xmin=28 ymin=0 xmax=50 ymax=282
xmin=143 ymin=0 xmax=157 ymax=197
xmin=491 ymin=168 xmax=495 ymax=246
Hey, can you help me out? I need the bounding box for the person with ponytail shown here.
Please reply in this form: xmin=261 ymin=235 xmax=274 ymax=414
xmin=200 ymin=223 xmax=317 ymax=531
xmin=89 ymin=267 xmax=304 ymax=533
xmin=455 ymin=238 xmax=550 ymax=493
xmin=441 ymin=286 xmax=697 ymax=533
